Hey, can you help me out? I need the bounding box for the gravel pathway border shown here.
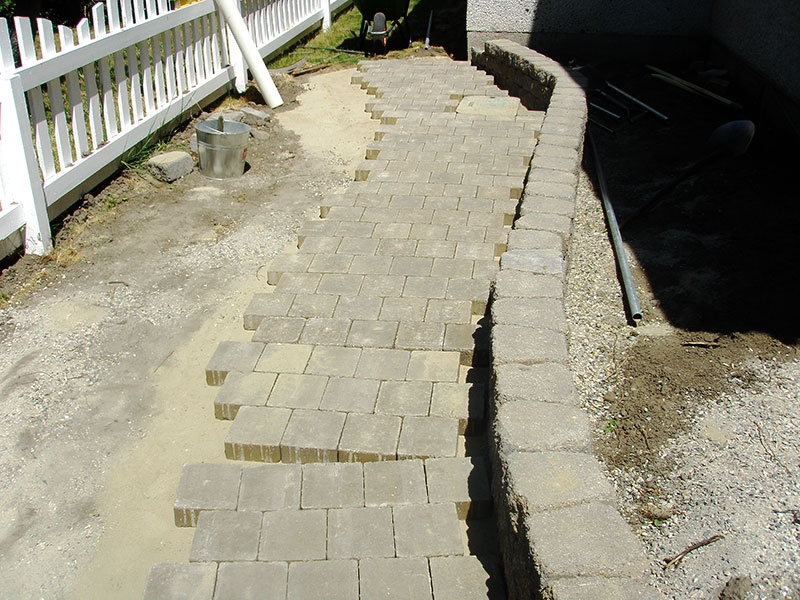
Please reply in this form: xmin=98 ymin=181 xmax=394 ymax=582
xmin=472 ymin=40 xmax=664 ymax=600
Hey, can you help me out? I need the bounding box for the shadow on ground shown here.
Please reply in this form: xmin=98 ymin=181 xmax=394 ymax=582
xmin=579 ymin=63 xmax=799 ymax=344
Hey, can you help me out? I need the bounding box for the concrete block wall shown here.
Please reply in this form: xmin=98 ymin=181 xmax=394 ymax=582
xmin=473 ymin=39 xmax=665 ymax=600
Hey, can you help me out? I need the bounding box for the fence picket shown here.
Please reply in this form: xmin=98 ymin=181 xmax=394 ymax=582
xmin=215 ymin=9 xmax=230 ymax=67
xmin=0 ymin=19 xmax=15 ymax=72
xmin=152 ymin=34 xmax=166 ymax=107
xmin=77 ymin=18 xmax=105 ymax=148
xmin=163 ymin=29 xmax=177 ymax=98
xmin=92 ymin=4 xmax=118 ymax=138
xmin=182 ymin=22 xmax=196 ymax=88
xmin=156 ymin=0 xmax=168 ymax=16
xmin=139 ymin=38 xmax=155 ymax=114
xmin=145 ymin=0 xmax=157 ymax=19
xmin=106 ymin=0 xmax=132 ymax=129
xmin=132 ymin=0 xmax=146 ymax=23
xmin=38 ymin=19 xmax=74 ymax=170
xmin=15 ymin=18 xmax=57 ymax=178
xmin=192 ymin=19 xmax=204 ymax=81
xmin=209 ymin=12 xmax=221 ymax=73
xmin=58 ymin=25 xmax=91 ymax=158
xmin=200 ymin=16 xmax=212 ymax=78
xmin=173 ymin=26 xmax=188 ymax=92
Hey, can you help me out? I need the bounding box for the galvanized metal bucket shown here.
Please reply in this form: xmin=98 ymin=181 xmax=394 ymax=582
xmin=196 ymin=119 xmax=251 ymax=179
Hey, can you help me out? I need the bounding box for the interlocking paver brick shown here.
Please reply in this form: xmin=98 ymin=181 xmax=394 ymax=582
xmin=359 ymin=557 xmax=433 ymax=600
xmin=431 ymin=257 xmax=474 ymax=278
xmin=348 ymin=255 xmax=393 ymax=275
xmin=259 ymin=509 xmax=327 ymax=561
xmin=397 ymin=416 xmax=459 ymax=459
xmin=429 ymin=555 xmax=506 ymax=600
xmin=395 ymin=321 xmax=445 ymax=350
xmin=338 ymin=413 xmax=401 ymax=461
xmin=280 ymin=409 xmax=346 ymax=463
xmin=274 ymin=272 xmax=321 ymax=294
xmin=214 ymin=562 xmax=287 ymax=600
xmin=379 ymin=297 xmax=427 ymax=322
xmin=406 ymin=351 xmax=461 ymax=382
xmin=393 ymin=503 xmax=464 ymax=557
xmin=143 ymin=563 xmax=217 ymax=600
xmin=305 ymin=345 xmax=362 ymax=377
xmin=214 ymin=372 xmax=277 ymax=419
xmin=243 ymin=294 xmax=295 ymax=330
xmin=225 ymin=406 xmax=292 ymax=462
xmin=308 ymin=253 xmax=354 ymax=274
xmin=403 ymin=276 xmax=448 ymax=298
xmin=189 ymin=510 xmax=261 ymax=562
xmin=266 ymin=373 xmax=327 ymax=410
xmin=328 ymin=506 xmax=395 ymax=558
xmin=377 ymin=238 xmax=417 ymax=256
xmin=205 ymin=341 xmax=264 ymax=386
xmin=333 ymin=295 xmax=383 ymax=319
xmin=337 ymin=237 xmax=378 ymax=255
xmin=346 ymin=319 xmax=398 ymax=348
xmin=390 ymin=256 xmax=433 ymax=277
xmin=238 ymin=463 xmax=301 ymax=511
xmin=251 ymin=316 xmax=306 ymax=344
xmin=429 ymin=382 xmax=486 ymax=434
xmin=174 ymin=463 xmax=242 ymax=527
xmin=364 ymin=459 xmax=428 ymax=506
xmin=301 ymin=462 xmax=364 ymax=508
xmin=320 ymin=377 xmax=380 ymax=413
xmin=255 ymin=343 xmax=312 ymax=374
xmin=287 ymin=293 xmax=339 ymax=318
xmin=425 ymin=299 xmax=473 ymax=324
xmin=355 ymin=348 xmax=411 ymax=380
xmin=359 ymin=274 xmax=406 ymax=297
xmin=267 ymin=254 xmax=312 ymax=285
xmin=425 ymin=457 xmax=492 ymax=518
xmin=316 ymin=273 xmax=363 ymax=296
xmin=298 ymin=235 xmax=341 ymax=254
xmin=287 ymin=560 xmax=358 ymax=600
xmin=298 ymin=318 xmax=351 ymax=345
xmin=375 ymin=381 xmax=432 ymax=416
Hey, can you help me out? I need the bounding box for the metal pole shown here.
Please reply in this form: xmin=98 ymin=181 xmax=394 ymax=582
xmin=424 ymin=11 xmax=432 ymax=49
xmin=214 ymin=0 xmax=283 ymax=108
xmin=587 ymin=129 xmax=643 ymax=324
xmin=606 ymin=82 xmax=668 ymax=121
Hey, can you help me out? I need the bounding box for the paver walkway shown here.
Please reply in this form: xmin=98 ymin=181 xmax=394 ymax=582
xmin=144 ymin=57 xmax=543 ymax=600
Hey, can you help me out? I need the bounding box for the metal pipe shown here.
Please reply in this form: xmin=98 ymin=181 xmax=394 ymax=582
xmin=606 ymin=82 xmax=668 ymax=121
xmin=589 ymin=102 xmax=621 ymax=120
xmin=214 ymin=0 xmax=283 ymax=108
xmin=587 ymin=129 xmax=643 ymax=324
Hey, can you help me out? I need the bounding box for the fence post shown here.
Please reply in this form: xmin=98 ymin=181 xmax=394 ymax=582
xmin=224 ymin=0 xmax=248 ymax=92
xmin=322 ymin=0 xmax=331 ymax=31
xmin=0 ymin=74 xmax=52 ymax=255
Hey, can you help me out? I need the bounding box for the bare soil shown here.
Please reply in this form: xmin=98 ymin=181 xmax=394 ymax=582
xmin=0 ymin=68 xmax=375 ymax=599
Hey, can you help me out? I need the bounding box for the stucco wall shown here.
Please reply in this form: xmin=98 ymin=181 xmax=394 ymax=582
xmin=712 ymin=0 xmax=800 ymax=103
xmin=466 ymin=0 xmax=711 ymax=38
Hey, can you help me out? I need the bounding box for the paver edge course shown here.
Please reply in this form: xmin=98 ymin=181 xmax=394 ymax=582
xmin=473 ymin=40 xmax=664 ymax=600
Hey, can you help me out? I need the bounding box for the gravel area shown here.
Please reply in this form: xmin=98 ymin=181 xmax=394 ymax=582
xmin=566 ymin=166 xmax=800 ymax=599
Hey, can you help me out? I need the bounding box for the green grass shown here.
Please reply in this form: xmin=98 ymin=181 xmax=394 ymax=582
xmin=268 ymin=0 xmax=425 ymax=70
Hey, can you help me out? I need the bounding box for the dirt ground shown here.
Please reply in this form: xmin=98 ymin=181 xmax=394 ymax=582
xmin=567 ymin=62 xmax=800 ymax=597
xmin=0 ymin=68 xmax=375 ymax=599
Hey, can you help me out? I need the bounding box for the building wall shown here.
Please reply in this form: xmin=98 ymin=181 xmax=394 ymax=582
xmin=466 ymin=0 xmax=711 ymax=39
xmin=711 ymin=0 xmax=800 ymax=102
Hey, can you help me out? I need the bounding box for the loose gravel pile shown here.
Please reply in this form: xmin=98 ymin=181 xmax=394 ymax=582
xmin=566 ymin=167 xmax=800 ymax=599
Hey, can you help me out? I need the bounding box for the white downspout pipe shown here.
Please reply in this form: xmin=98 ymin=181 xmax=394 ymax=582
xmin=214 ymin=0 xmax=283 ymax=108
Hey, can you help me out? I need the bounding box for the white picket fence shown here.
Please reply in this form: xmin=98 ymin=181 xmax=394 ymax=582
xmin=0 ymin=0 xmax=350 ymax=256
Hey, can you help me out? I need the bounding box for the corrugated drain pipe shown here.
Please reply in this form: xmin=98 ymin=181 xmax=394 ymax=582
xmin=586 ymin=129 xmax=643 ymax=324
